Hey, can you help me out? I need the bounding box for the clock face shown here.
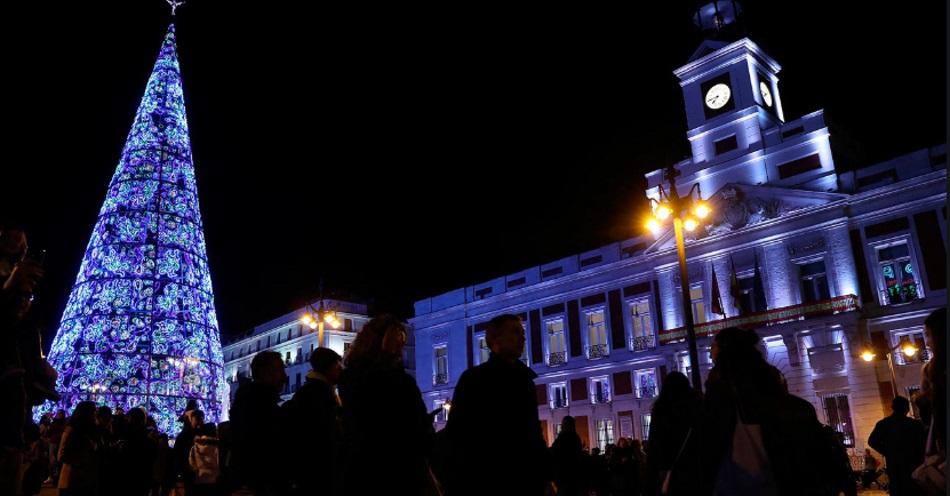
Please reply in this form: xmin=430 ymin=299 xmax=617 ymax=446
xmin=705 ymin=83 xmax=731 ymax=110
xmin=759 ymin=81 xmax=773 ymax=107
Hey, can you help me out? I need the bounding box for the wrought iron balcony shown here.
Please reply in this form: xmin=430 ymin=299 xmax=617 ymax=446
xmin=433 ymin=372 xmax=449 ymax=385
xmin=630 ymin=335 xmax=656 ymax=352
xmin=880 ymin=284 xmax=920 ymax=306
xmin=592 ymin=388 xmax=611 ymax=404
xmin=586 ymin=343 xmax=609 ymax=360
xmin=658 ymin=295 xmax=860 ymax=345
xmin=636 ymin=384 xmax=657 ymax=399
xmin=551 ymin=397 xmax=569 ymax=409
xmin=547 ymin=351 xmax=567 ymax=367
xmin=895 ymin=346 xmax=931 ymax=365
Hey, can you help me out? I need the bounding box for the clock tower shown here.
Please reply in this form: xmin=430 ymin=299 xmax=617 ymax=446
xmin=646 ymin=1 xmax=838 ymax=202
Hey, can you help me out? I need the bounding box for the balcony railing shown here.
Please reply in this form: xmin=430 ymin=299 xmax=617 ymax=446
xmin=551 ymin=397 xmax=569 ymax=409
xmin=586 ymin=344 xmax=609 ymax=360
xmin=658 ymin=295 xmax=860 ymax=345
xmin=881 ymin=284 xmax=920 ymax=306
xmin=630 ymin=335 xmax=656 ymax=352
xmin=895 ymin=346 xmax=932 ymax=365
xmin=547 ymin=351 xmax=567 ymax=367
xmin=433 ymin=372 xmax=449 ymax=385
xmin=592 ymin=389 xmax=611 ymax=404
xmin=636 ymin=384 xmax=657 ymax=399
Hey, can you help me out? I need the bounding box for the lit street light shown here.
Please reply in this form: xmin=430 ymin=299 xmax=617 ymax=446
xmin=300 ymin=299 xmax=342 ymax=347
xmin=861 ymin=341 xmax=921 ymax=399
xmin=644 ymin=164 xmax=711 ymax=392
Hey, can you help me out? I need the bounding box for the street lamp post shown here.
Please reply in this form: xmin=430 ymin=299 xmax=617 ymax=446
xmin=861 ymin=341 xmax=920 ymax=399
xmin=645 ymin=165 xmax=711 ymax=392
xmin=300 ymin=299 xmax=342 ymax=347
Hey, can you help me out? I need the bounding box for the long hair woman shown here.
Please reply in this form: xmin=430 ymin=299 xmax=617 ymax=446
xmin=646 ymin=371 xmax=702 ymax=495
xmin=58 ymin=401 xmax=99 ymax=496
xmin=338 ymin=315 xmax=435 ymax=495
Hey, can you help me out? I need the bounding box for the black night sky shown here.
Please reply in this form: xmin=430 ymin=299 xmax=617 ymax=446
xmin=3 ymin=1 xmax=946 ymax=342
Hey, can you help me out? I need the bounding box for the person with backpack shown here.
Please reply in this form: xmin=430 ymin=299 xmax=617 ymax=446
xmin=188 ymin=423 xmax=220 ymax=496
xmin=703 ymin=327 xmax=841 ymax=496
xmin=646 ymin=371 xmax=701 ymax=496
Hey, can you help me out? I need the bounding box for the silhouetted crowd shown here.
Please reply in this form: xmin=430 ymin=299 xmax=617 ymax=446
xmin=1 ymin=225 xmax=947 ymax=496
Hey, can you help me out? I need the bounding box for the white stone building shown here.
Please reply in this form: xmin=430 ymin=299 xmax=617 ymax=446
xmin=410 ymin=30 xmax=946 ymax=454
xmin=222 ymin=299 xmax=370 ymax=404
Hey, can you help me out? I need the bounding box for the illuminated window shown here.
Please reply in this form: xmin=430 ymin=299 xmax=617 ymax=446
xmin=433 ymin=345 xmax=449 ymax=385
xmin=433 ymin=399 xmax=449 ymax=422
xmin=546 ymin=319 xmax=567 ymax=366
xmin=635 ymin=368 xmax=658 ymax=399
xmin=586 ymin=309 xmax=609 ymax=359
xmin=799 ymin=260 xmax=830 ymax=303
xmin=821 ymin=393 xmax=855 ymax=447
xmin=891 ymin=330 xmax=929 ymax=365
xmin=476 ymin=334 xmax=490 ymax=364
xmin=690 ymin=284 xmax=706 ymax=324
xmin=628 ymin=298 xmax=655 ymax=351
xmin=550 ymin=383 xmax=568 ymax=409
xmin=591 ymin=376 xmax=611 ymax=404
xmin=877 ymin=243 xmax=920 ymax=305
xmin=595 ymin=419 xmax=615 ymax=451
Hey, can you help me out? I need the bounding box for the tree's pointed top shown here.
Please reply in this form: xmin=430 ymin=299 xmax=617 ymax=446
xmin=167 ymin=0 xmax=185 ymax=16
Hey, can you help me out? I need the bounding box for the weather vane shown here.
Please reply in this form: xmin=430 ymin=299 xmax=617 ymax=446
xmin=166 ymin=0 xmax=185 ymax=16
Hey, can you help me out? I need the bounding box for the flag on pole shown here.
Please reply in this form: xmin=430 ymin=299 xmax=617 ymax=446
xmin=752 ymin=250 xmax=768 ymax=312
xmin=711 ymin=265 xmax=725 ymax=316
xmin=729 ymin=256 xmax=743 ymax=315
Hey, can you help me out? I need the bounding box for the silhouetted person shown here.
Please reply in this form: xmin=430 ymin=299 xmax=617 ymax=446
xmin=286 ymin=347 xmax=344 ymax=495
xmin=915 ymin=307 xmax=946 ymax=458
xmin=589 ymin=447 xmax=609 ymax=496
xmin=551 ymin=416 xmax=585 ymax=496
xmin=45 ymin=409 xmax=66 ymax=484
xmin=445 ymin=314 xmax=554 ymax=496
xmin=188 ymin=422 xmax=220 ymax=496
xmin=646 ymin=371 xmax=702 ymax=496
xmin=95 ymin=405 xmax=120 ymax=496
xmin=175 ymin=409 xmax=207 ymax=493
xmin=0 ymin=225 xmax=49 ymax=494
xmin=868 ymin=396 xmax=926 ymax=496
xmin=338 ymin=315 xmax=434 ymax=496
xmin=117 ymin=408 xmax=156 ymax=496
xmin=230 ymin=350 xmax=289 ymax=496
xmin=704 ymin=327 xmax=833 ymax=496
xmin=861 ymin=448 xmax=880 ymax=488
xmin=58 ymin=401 xmax=99 ymax=496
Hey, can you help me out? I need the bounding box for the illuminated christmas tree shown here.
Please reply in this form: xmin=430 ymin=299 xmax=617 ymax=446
xmin=39 ymin=23 xmax=226 ymax=434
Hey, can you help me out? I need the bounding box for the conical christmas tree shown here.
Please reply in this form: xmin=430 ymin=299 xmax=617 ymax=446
xmin=40 ymin=24 xmax=226 ymax=434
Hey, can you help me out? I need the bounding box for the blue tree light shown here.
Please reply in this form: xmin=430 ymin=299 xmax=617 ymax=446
xmin=37 ymin=24 xmax=226 ymax=434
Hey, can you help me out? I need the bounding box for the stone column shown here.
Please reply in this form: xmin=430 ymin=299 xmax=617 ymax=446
xmin=762 ymin=241 xmax=796 ymax=308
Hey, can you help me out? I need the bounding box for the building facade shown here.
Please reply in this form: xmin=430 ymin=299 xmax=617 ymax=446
xmin=222 ymin=299 xmax=371 ymax=405
xmin=410 ymin=35 xmax=947 ymax=452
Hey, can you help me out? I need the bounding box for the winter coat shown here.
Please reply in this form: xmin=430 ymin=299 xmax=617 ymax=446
xmin=285 ymin=375 xmax=342 ymax=494
xmin=188 ymin=434 xmax=220 ymax=484
xmin=230 ymin=381 xmax=286 ymax=494
xmin=57 ymin=426 xmax=98 ymax=490
xmin=551 ymin=430 xmax=585 ymax=496
xmin=868 ymin=413 xmax=927 ymax=496
xmin=645 ymin=394 xmax=702 ymax=495
xmin=445 ymin=353 xmax=551 ymax=496
xmin=704 ymin=365 xmax=841 ymax=496
xmin=338 ymin=360 xmax=433 ymax=496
